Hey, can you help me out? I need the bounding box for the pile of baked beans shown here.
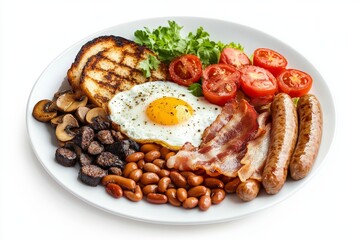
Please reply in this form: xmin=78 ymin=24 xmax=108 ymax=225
xmin=102 ymin=143 xmax=243 ymax=211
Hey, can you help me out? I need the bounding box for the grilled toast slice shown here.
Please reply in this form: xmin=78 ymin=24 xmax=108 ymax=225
xmin=67 ymin=35 xmax=130 ymax=91
xmin=79 ymin=41 xmax=168 ymax=107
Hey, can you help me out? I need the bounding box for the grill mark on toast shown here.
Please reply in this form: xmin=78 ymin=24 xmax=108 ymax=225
xmin=75 ymin=36 xmax=168 ymax=107
xmin=67 ymin=35 xmax=130 ymax=91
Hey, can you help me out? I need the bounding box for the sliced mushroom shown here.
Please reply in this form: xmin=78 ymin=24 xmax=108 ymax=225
xmin=54 ymin=89 xmax=72 ymax=99
xmin=75 ymin=106 xmax=90 ymax=123
xmin=50 ymin=114 xmax=66 ymax=127
xmin=32 ymin=99 xmax=57 ymax=122
xmin=55 ymin=114 xmax=79 ymax=142
xmin=85 ymin=107 xmax=108 ymax=124
xmin=56 ymin=92 xmax=88 ymax=112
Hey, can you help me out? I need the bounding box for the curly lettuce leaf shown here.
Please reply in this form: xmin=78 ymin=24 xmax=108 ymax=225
xmin=135 ymin=20 xmax=244 ymax=84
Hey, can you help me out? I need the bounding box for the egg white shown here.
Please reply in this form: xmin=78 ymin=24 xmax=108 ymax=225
xmin=108 ymin=81 xmax=222 ymax=150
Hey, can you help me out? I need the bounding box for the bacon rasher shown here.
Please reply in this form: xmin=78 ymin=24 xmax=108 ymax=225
xmin=238 ymin=111 xmax=271 ymax=182
xmin=166 ymin=99 xmax=259 ymax=177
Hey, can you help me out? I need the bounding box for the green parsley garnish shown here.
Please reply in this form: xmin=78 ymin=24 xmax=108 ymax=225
xmin=188 ymin=82 xmax=203 ymax=97
xmin=139 ymin=55 xmax=160 ymax=78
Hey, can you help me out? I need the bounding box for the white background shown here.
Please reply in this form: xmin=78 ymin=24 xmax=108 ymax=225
xmin=1 ymin=0 xmax=359 ymax=239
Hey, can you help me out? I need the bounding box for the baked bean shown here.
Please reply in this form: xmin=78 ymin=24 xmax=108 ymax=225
xmin=142 ymin=184 xmax=158 ymax=196
xmin=193 ymin=169 xmax=206 ymax=175
xmin=211 ymin=188 xmax=226 ymax=204
xmin=144 ymin=150 xmax=161 ymax=162
xmin=166 ymin=189 xmax=181 ymax=207
xmin=140 ymin=143 xmax=161 ymax=153
xmin=182 ymin=197 xmax=198 ymax=209
xmin=205 ymin=187 xmax=211 ymax=196
xmin=221 ymin=176 xmax=235 ymax=184
xmin=224 ymin=177 xmax=241 ymax=193
xmin=187 ymin=175 xmax=204 ymax=186
xmin=176 ymin=188 xmax=187 ymax=202
xmin=168 ymin=183 xmax=176 ymax=189
xmin=165 ymin=151 xmax=175 ymax=161
xmin=128 ymin=169 xmax=143 ymax=183
xmin=124 ymin=185 xmax=143 ymax=202
xmin=204 ymin=178 xmax=224 ymax=189
xmin=236 ymin=179 xmax=261 ymax=202
xmin=170 ymin=171 xmax=187 ymax=188
xmin=140 ymin=172 xmax=160 ymax=185
xmin=123 ymin=162 xmax=138 ymax=177
xmin=160 ymin=147 xmax=170 ymax=159
xmin=143 ymin=162 xmax=161 ymax=174
xmin=188 ymin=186 xmax=207 ymax=198
xmin=199 ymin=195 xmax=211 ymax=211
xmin=101 ymin=175 xmax=136 ymax=191
xmin=158 ymin=177 xmax=171 ymax=193
xmin=158 ymin=169 xmax=170 ymax=178
xmin=125 ymin=152 xmax=144 ymax=162
xmin=152 ymin=159 xmax=166 ymax=169
xmin=146 ymin=193 xmax=168 ymax=204
xmin=180 ymin=171 xmax=195 ymax=179
xmin=137 ymin=159 xmax=145 ymax=169
xmin=105 ymin=183 xmax=123 ymax=199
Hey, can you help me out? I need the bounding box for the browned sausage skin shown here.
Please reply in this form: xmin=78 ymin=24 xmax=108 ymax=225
xmin=290 ymin=94 xmax=323 ymax=180
xmin=262 ymin=93 xmax=298 ymax=194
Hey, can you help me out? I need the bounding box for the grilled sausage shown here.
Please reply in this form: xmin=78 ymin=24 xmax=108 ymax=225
xmin=290 ymin=94 xmax=322 ymax=180
xmin=262 ymin=93 xmax=298 ymax=194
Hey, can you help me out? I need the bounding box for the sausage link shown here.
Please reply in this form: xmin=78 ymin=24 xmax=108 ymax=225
xmin=290 ymin=94 xmax=322 ymax=180
xmin=262 ymin=93 xmax=298 ymax=194
xmin=236 ymin=179 xmax=261 ymax=202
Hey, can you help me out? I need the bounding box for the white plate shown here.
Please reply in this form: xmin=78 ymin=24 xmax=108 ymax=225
xmin=26 ymin=17 xmax=335 ymax=225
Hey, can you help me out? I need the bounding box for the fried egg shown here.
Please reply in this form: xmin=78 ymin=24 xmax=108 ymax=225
xmin=108 ymin=81 xmax=222 ymax=150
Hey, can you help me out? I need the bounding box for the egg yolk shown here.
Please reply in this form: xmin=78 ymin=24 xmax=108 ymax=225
xmin=146 ymin=97 xmax=194 ymax=125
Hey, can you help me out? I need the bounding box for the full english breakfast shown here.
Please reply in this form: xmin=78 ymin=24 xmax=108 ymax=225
xmin=32 ymin=21 xmax=322 ymax=210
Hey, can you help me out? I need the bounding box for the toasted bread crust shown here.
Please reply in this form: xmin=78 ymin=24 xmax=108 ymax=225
xmin=67 ymin=35 xmax=130 ymax=90
xmin=79 ymin=40 xmax=168 ymax=107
